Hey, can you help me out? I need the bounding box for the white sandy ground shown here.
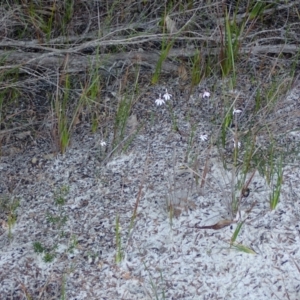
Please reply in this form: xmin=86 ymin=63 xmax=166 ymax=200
xmin=1 ymin=84 xmax=300 ymax=299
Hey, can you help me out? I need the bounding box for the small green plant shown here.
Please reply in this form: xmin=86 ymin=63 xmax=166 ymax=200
xmin=54 ymin=71 xmax=86 ymax=154
xmin=248 ymin=1 xmax=269 ymax=20
xmin=190 ymin=50 xmax=202 ymax=86
xmin=0 ymin=61 xmax=21 ymax=143
xmin=112 ymin=62 xmax=144 ymax=150
xmin=220 ymin=9 xmax=240 ymax=81
xmin=152 ymin=38 xmax=174 ymax=84
xmin=46 ymin=214 xmax=68 ymax=226
xmin=61 ymin=0 xmax=74 ymax=35
xmin=67 ymin=235 xmax=78 ymax=253
xmin=44 ymin=2 xmax=56 ymax=41
xmin=33 ymin=229 xmax=78 ymax=264
xmin=115 ymin=214 xmax=123 ymax=263
xmin=230 ymin=221 xmax=245 ymax=246
xmin=260 ymin=142 xmax=276 ymax=185
xmin=230 ymin=242 xmax=256 ymax=254
xmin=142 ymin=260 xmax=166 ymax=300
xmin=54 ymin=73 xmax=71 ymax=154
xmin=220 ymin=1 xmax=269 ymax=81
xmin=220 ymin=109 xmax=233 ymax=148
xmin=61 ymin=273 xmax=67 ymax=300
xmin=230 ymin=220 xmax=255 ymax=254
xmin=254 ymin=87 xmax=262 ymax=112
xmin=0 ymin=196 xmax=19 ymax=240
xmin=43 ymin=252 xmax=56 ymax=263
xmin=103 ymin=0 xmax=119 ymax=29
xmin=33 ymin=241 xmax=45 ymax=254
xmin=184 ymin=123 xmax=197 ymax=164
xmin=33 ymin=241 xmax=56 ymax=263
xmin=167 ymin=102 xmax=179 ymax=132
xmin=55 ymin=185 xmax=69 ymax=206
xmin=7 ymin=205 xmax=19 ymax=239
xmin=80 ymin=49 xmax=103 ymax=133
xmin=112 ymin=95 xmax=132 ymax=148
xmin=152 ymin=14 xmax=176 ymax=84
xmin=269 ymin=156 xmax=284 ymax=210
xmin=219 ymin=104 xmax=257 ymax=216
xmin=25 ymin=1 xmax=74 ymax=40
xmin=47 ymin=185 xmax=69 ymax=229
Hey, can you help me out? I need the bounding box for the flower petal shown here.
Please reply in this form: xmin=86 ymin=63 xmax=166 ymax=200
xmin=202 ymin=91 xmax=210 ymax=98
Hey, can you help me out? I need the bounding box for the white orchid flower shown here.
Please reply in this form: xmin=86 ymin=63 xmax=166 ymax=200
xmin=202 ymin=91 xmax=210 ymax=98
xmin=155 ymin=94 xmax=165 ymax=106
xmin=200 ymin=134 xmax=208 ymax=142
xmin=163 ymin=89 xmax=172 ymax=101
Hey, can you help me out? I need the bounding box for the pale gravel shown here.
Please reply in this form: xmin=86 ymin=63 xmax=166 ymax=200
xmin=0 ymin=82 xmax=300 ymax=300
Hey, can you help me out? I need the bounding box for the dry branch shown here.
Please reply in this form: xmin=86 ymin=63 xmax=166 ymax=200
xmin=0 ymin=43 xmax=298 ymax=76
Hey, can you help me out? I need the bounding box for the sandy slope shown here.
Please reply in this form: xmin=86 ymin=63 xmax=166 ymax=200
xmin=1 ymin=83 xmax=300 ymax=299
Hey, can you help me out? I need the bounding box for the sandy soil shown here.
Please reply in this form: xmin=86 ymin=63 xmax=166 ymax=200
xmin=1 ymin=80 xmax=300 ymax=300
